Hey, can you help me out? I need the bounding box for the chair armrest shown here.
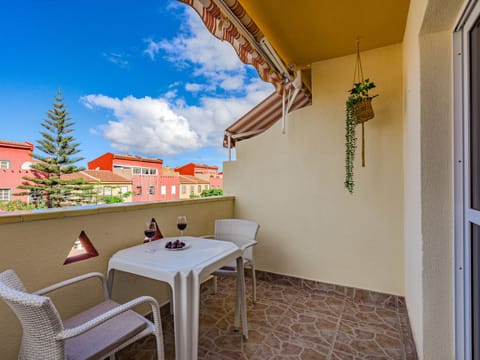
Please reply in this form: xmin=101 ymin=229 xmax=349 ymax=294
xmin=237 ymin=239 xmax=258 ymax=252
xmin=56 ymin=296 xmax=161 ymax=340
xmin=34 ymin=272 xmax=109 ymax=300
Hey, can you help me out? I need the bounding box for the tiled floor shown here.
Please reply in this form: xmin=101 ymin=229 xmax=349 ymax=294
xmin=118 ymin=274 xmax=417 ymax=359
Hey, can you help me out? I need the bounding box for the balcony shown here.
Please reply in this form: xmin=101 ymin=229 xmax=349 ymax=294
xmin=0 ymin=197 xmax=416 ymax=359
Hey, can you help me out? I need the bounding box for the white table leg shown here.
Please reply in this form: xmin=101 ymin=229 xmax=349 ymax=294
xmin=190 ymin=272 xmax=201 ymax=360
xmin=172 ymin=272 xmax=191 ymax=360
xmin=236 ymin=256 xmax=248 ymax=339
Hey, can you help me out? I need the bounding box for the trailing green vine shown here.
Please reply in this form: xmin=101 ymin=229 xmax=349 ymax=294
xmin=345 ymin=97 xmax=357 ymax=194
xmin=344 ymin=79 xmax=378 ymax=194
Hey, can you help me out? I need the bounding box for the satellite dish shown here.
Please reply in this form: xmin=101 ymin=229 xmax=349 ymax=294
xmin=21 ymin=162 xmax=32 ymax=170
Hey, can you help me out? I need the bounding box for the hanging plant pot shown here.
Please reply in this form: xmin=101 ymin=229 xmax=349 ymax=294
xmin=353 ymin=97 xmax=375 ymax=124
xmin=344 ymin=42 xmax=378 ymax=194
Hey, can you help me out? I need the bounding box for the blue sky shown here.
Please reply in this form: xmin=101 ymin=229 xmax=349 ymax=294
xmin=0 ymin=0 xmax=273 ymax=169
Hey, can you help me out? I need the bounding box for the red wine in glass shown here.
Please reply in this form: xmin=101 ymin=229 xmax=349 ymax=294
xmin=144 ymin=221 xmax=157 ymax=253
xmin=177 ymin=216 xmax=187 ymax=237
xmin=144 ymin=229 xmax=155 ymax=238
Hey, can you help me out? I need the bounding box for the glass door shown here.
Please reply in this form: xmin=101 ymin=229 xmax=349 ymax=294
xmin=470 ymin=16 xmax=480 ymax=359
xmin=458 ymin=4 xmax=480 ymax=358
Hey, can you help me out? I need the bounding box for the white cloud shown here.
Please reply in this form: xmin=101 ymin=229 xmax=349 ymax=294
xmin=143 ymin=38 xmax=161 ymax=61
xmin=81 ymin=78 xmax=273 ymax=157
xmin=82 ymin=3 xmax=275 ymax=159
xmin=102 ymin=52 xmax=129 ymax=68
xmin=185 ymin=83 xmax=203 ymax=92
xmin=145 ymin=6 xmax=248 ymax=92
xmin=219 ymin=75 xmax=244 ymax=91
xmin=81 ymin=95 xmax=201 ymax=156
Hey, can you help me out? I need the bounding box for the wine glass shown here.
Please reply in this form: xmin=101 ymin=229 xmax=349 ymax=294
xmin=144 ymin=221 xmax=157 ymax=253
xmin=177 ymin=216 xmax=187 ymax=237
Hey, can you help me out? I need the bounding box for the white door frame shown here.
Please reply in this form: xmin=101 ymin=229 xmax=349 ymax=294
xmin=454 ymin=2 xmax=480 ymax=358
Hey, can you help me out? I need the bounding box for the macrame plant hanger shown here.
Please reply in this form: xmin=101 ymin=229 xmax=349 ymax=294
xmin=352 ymin=40 xmax=372 ymax=167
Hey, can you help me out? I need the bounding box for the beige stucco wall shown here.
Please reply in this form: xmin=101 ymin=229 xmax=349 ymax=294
xmin=403 ymin=0 xmax=464 ymax=359
xmin=402 ymin=0 xmax=428 ymax=355
xmin=225 ymin=44 xmax=404 ymax=295
xmin=0 ymin=197 xmax=234 ymax=359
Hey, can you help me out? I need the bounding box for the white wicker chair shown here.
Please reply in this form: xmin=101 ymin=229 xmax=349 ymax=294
xmin=0 ymin=269 xmax=164 ymax=360
xmin=208 ymin=219 xmax=260 ymax=303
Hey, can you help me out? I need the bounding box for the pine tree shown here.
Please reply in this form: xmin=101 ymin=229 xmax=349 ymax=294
xmin=18 ymin=90 xmax=93 ymax=208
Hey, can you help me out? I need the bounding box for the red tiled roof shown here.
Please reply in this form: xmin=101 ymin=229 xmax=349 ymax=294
xmin=113 ymin=154 xmax=163 ymax=164
xmin=61 ymin=170 xmax=132 ymax=183
xmin=193 ymin=163 xmax=218 ymax=170
xmin=178 ymin=175 xmax=209 ymax=184
xmin=0 ymin=140 xmax=34 ymax=150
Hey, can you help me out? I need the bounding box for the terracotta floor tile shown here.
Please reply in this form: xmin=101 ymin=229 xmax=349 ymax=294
xmin=116 ymin=276 xmax=416 ymax=360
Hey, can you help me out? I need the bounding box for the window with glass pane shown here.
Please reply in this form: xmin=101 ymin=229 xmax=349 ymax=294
xmin=171 ymin=185 xmax=176 ymax=194
xmin=0 ymin=189 xmax=11 ymax=201
xmin=149 ymin=186 xmax=155 ymax=195
xmin=0 ymin=160 xmax=10 ymax=169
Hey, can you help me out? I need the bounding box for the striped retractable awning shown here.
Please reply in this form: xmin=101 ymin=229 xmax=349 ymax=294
xmin=223 ymin=87 xmax=312 ymax=148
xmin=179 ymin=0 xmax=285 ymax=91
xmin=179 ymin=0 xmax=313 ymax=148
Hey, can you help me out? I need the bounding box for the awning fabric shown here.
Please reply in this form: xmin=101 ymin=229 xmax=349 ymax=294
xmin=223 ymin=86 xmax=312 ymax=148
xmin=179 ymin=0 xmax=284 ymax=91
xmin=179 ymin=0 xmax=313 ymax=148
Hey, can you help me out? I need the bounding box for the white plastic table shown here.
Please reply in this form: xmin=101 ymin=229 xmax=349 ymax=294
xmin=107 ymin=236 xmax=248 ymax=360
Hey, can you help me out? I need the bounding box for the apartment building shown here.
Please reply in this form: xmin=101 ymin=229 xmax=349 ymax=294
xmin=88 ymin=152 xmax=180 ymax=202
xmin=175 ymin=163 xmax=223 ymax=189
xmin=61 ymin=170 xmax=133 ymax=203
xmin=178 ymin=175 xmax=209 ymax=199
xmin=0 ymin=140 xmax=34 ymax=203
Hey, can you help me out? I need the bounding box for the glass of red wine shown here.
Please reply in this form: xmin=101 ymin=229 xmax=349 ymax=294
xmin=177 ymin=216 xmax=187 ymax=237
xmin=144 ymin=221 xmax=157 ymax=253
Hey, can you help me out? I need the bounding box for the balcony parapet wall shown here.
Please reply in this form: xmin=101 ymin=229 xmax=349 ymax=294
xmin=0 ymin=196 xmax=234 ymax=358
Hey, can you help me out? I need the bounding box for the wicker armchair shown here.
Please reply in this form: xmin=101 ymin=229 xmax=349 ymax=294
xmin=0 ymin=269 xmax=164 ymax=360
xmin=207 ymin=219 xmax=259 ymax=303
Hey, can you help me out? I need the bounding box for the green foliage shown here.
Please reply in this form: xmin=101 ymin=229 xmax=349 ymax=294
xmin=102 ymin=196 xmax=124 ymax=204
xmin=344 ymin=79 xmax=378 ymax=194
xmin=200 ymin=189 xmax=223 ymax=197
xmin=0 ymin=200 xmax=43 ymax=212
xmin=17 ymin=90 xmax=94 ymax=207
xmin=344 ymin=101 xmax=357 ymax=194
xmin=348 ymin=78 xmax=377 ymax=101
xmin=98 ymin=188 xmax=132 ymax=204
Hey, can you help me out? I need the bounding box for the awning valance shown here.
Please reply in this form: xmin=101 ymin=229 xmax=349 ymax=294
xmin=223 ymin=85 xmax=312 ymax=148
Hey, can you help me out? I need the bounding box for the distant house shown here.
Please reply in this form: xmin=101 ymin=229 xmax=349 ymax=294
xmin=88 ymin=152 xmax=180 ymax=202
xmin=0 ymin=140 xmax=34 ymax=203
xmin=175 ymin=163 xmax=223 ymax=190
xmin=178 ymin=175 xmax=210 ymax=199
xmin=61 ymin=170 xmax=133 ymax=203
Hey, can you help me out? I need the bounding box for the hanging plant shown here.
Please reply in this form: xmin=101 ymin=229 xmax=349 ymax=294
xmin=344 ymin=42 xmax=378 ymax=194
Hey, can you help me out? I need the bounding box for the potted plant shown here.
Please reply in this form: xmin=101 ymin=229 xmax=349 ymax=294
xmin=345 ymin=78 xmax=378 ymax=194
